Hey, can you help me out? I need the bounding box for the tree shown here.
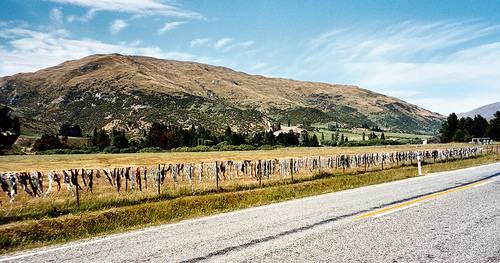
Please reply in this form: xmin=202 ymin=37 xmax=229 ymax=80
xmin=362 ymin=132 xmax=366 ymax=141
xmin=380 ymin=132 xmax=385 ymax=140
xmin=59 ymin=123 xmax=71 ymax=137
xmin=440 ymin=113 xmax=459 ymax=142
xmin=32 ymin=134 xmax=66 ymax=151
xmin=453 ymin=129 xmax=466 ymax=142
xmin=90 ymin=128 xmax=110 ymax=150
xmin=471 ymin=115 xmax=488 ymax=138
xmin=59 ymin=123 xmax=83 ymax=137
xmin=287 ymin=119 xmax=291 ymax=127
xmin=111 ymin=129 xmax=129 ymax=149
xmin=310 ymin=134 xmax=320 ymax=147
xmin=69 ymin=125 xmax=83 ymax=137
xmin=321 ymin=132 xmax=325 ymax=142
xmin=486 ymin=111 xmax=500 ymax=140
xmin=340 ymin=134 xmax=344 ymax=143
xmin=0 ymin=105 xmax=21 ymax=153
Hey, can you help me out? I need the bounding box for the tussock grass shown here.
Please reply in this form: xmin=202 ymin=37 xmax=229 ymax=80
xmin=0 ymin=153 xmax=498 ymax=254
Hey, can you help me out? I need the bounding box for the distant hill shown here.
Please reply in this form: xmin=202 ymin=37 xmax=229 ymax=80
xmin=458 ymin=102 xmax=500 ymax=120
xmin=0 ymin=54 xmax=443 ymax=135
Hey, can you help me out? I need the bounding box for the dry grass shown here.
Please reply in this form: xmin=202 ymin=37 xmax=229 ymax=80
xmin=0 ymin=152 xmax=498 ymax=254
xmin=0 ymin=143 xmax=472 ymax=172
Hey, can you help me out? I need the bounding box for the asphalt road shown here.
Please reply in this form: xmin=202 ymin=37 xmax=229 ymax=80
xmin=2 ymin=162 xmax=500 ymax=263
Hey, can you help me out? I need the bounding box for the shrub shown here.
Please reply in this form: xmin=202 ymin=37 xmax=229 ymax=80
xmin=103 ymin=146 xmax=120 ymax=154
xmin=120 ymin=147 xmax=138 ymax=153
xmin=138 ymin=147 xmax=164 ymax=153
xmin=237 ymin=144 xmax=257 ymax=151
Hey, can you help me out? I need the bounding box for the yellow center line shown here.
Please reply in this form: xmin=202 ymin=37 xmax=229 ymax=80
xmin=355 ymin=179 xmax=492 ymax=220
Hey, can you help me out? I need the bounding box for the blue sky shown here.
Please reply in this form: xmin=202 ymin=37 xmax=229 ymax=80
xmin=1 ymin=0 xmax=500 ymax=115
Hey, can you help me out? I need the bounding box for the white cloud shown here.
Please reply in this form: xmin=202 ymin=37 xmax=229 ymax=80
xmin=50 ymin=8 xmax=63 ymax=24
xmin=158 ymin=21 xmax=184 ymax=34
xmin=66 ymin=9 xmax=97 ymax=23
xmin=109 ymin=19 xmax=127 ymax=34
xmin=214 ymin=37 xmax=232 ymax=49
xmin=190 ymin=38 xmax=209 ymax=47
xmin=0 ymin=26 xmax=215 ymax=77
xmin=287 ymin=20 xmax=500 ymax=114
xmin=48 ymin=0 xmax=202 ymax=19
xmin=237 ymin=41 xmax=255 ymax=48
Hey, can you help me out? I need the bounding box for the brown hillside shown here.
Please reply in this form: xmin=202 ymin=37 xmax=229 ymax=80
xmin=0 ymin=54 xmax=443 ymax=134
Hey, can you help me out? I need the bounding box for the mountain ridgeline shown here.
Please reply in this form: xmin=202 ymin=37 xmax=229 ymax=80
xmin=0 ymin=54 xmax=443 ymax=135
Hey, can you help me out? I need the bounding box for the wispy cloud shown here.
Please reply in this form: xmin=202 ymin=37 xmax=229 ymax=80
xmin=48 ymin=0 xmax=203 ymax=19
xmin=0 ymin=25 xmax=215 ymax=76
xmin=286 ymin=20 xmax=500 ymax=114
xmin=214 ymin=37 xmax=232 ymax=49
xmin=190 ymin=38 xmax=209 ymax=47
xmin=49 ymin=8 xmax=63 ymax=24
xmin=109 ymin=19 xmax=127 ymax=34
xmin=237 ymin=41 xmax=255 ymax=48
xmin=158 ymin=21 xmax=185 ymax=34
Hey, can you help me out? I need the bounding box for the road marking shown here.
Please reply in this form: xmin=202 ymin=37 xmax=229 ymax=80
xmin=372 ymin=203 xmax=421 ymax=218
xmin=473 ymin=180 xmax=494 ymax=188
xmin=355 ymin=179 xmax=495 ymax=220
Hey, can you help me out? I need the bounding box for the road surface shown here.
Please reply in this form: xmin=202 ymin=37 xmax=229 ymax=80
xmin=2 ymin=162 xmax=500 ymax=262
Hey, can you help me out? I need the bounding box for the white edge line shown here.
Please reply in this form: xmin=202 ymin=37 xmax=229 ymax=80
xmin=473 ymin=180 xmax=494 ymax=188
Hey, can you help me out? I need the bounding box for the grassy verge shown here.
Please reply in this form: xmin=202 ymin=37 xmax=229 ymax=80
xmin=1 ymin=153 xmax=498 ymax=254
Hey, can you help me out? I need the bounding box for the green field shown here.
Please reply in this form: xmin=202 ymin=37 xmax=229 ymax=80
xmin=311 ymin=124 xmax=433 ymax=142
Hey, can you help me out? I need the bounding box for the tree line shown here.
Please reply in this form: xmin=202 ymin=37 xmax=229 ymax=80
xmin=440 ymin=111 xmax=500 ymax=142
xmin=33 ymin=122 xmax=321 ymax=153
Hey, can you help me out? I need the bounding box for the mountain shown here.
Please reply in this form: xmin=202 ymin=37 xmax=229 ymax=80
xmin=457 ymin=102 xmax=500 ymax=120
xmin=0 ymin=54 xmax=443 ymax=135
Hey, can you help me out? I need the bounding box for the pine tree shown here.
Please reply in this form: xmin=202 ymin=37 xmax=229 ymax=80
xmin=362 ymin=132 xmax=366 ymax=141
xmin=381 ymin=132 xmax=385 ymax=140
xmin=321 ymin=132 xmax=325 ymax=141
xmin=486 ymin=111 xmax=500 ymax=140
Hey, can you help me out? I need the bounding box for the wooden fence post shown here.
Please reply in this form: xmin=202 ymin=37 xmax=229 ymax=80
xmin=215 ymin=161 xmax=219 ymax=191
xmin=76 ymin=177 xmax=80 ymax=207
xmin=318 ymin=156 xmax=321 ymax=175
xmin=258 ymin=160 xmax=262 ymax=187
xmin=157 ymin=164 xmax=161 ymax=197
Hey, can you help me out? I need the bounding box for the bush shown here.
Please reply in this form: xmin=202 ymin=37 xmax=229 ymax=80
xmin=103 ymin=146 xmax=120 ymax=154
xmin=138 ymin=147 xmax=164 ymax=153
xmin=237 ymin=144 xmax=257 ymax=151
xmin=258 ymin=145 xmax=275 ymax=150
xmin=32 ymin=134 xmax=67 ymax=152
xmin=120 ymin=147 xmax=138 ymax=153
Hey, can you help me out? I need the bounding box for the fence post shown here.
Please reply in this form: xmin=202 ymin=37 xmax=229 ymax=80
xmin=364 ymin=155 xmax=367 ymax=172
xmin=290 ymin=158 xmax=294 ymax=182
xmin=318 ymin=156 xmax=321 ymax=175
xmin=258 ymin=160 xmax=262 ymax=187
xmin=76 ymin=176 xmax=80 ymax=207
xmin=157 ymin=164 xmax=161 ymax=197
xmin=215 ymin=161 xmax=219 ymax=191
xmin=342 ymin=156 xmax=345 ymax=174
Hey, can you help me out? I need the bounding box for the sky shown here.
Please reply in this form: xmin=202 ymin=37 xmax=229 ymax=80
xmin=1 ymin=0 xmax=500 ymax=115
